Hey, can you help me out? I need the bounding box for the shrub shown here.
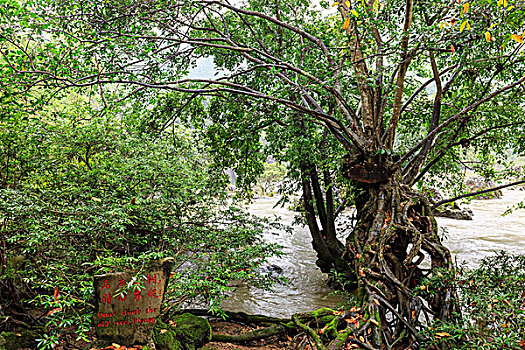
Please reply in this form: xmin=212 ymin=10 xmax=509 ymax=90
xmin=417 ymin=252 xmax=525 ymax=349
xmin=0 ymin=113 xmax=282 ymax=345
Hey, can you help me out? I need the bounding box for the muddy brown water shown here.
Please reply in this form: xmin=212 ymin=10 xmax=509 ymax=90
xmin=221 ymin=190 xmax=525 ymax=318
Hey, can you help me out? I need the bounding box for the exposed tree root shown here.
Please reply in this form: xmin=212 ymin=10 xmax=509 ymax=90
xmin=180 ymin=308 xmax=354 ymax=349
xmin=293 ymin=314 xmax=326 ymax=350
xmin=298 ymin=154 xmax=462 ymax=348
xmin=337 ymin=174 xmax=460 ymax=348
xmin=175 ymin=308 xmax=289 ymax=325
xmin=211 ymin=324 xmax=287 ymax=343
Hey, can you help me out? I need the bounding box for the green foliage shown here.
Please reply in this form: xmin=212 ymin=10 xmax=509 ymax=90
xmin=0 ymin=103 xmax=282 ymax=342
xmin=2 ymin=0 xmax=525 ymax=346
xmin=416 ymin=252 xmax=525 ymax=349
xmin=255 ymin=162 xmax=287 ymax=196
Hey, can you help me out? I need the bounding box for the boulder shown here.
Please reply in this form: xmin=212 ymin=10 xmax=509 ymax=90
xmin=464 ymin=177 xmax=503 ymax=199
xmin=433 ymin=202 xmax=473 ymax=220
xmin=152 ymin=320 xmax=182 ymax=350
xmin=153 ymin=313 xmax=211 ymax=350
xmin=424 ymin=188 xmax=473 ymax=220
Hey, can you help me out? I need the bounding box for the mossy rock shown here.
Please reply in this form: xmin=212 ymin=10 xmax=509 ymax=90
xmin=154 ymin=313 xmax=211 ymax=350
xmin=153 ymin=320 xmax=182 ymax=350
xmin=0 ymin=329 xmax=39 ymax=350
xmin=433 ymin=202 xmax=473 ymax=220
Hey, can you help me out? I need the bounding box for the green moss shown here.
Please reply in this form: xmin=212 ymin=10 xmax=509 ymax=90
xmin=0 ymin=330 xmax=39 ymax=350
xmin=154 ymin=314 xmax=211 ymax=350
xmin=172 ymin=313 xmax=211 ymax=350
xmin=153 ymin=320 xmax=182 ymax=350
xmin=311 ymin=307 xmax=334 ymax=318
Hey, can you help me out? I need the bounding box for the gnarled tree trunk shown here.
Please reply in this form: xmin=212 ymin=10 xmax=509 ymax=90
xmin=303 ymin=155 xmax=459 ymax=349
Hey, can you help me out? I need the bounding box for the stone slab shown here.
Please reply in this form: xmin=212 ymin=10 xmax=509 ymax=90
xmin=93 ymin=258 xmax=174 ymax=346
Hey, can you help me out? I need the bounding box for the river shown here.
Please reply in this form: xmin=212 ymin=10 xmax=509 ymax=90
xmin=221 ymin=189 xmax=525 ymax=317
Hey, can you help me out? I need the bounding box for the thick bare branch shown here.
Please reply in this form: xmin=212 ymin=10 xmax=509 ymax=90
xmin=384 ymin=0 xmax=414 ymax=149
xmin=403 ymin=50 xmax=443 ymax=184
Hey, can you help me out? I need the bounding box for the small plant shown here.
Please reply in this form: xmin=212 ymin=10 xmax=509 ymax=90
xmin=36 ymin=333 xmax=60 ymax=350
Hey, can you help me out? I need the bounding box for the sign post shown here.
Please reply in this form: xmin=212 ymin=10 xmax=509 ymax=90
xmin=93 ymin=257 xmax=174 ymax=347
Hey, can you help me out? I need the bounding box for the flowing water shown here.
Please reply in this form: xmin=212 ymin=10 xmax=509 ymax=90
xmin=437 ymin=189 xmax=525 ymax=266
xmin=221 ymin=189 xmax=525 ymax=317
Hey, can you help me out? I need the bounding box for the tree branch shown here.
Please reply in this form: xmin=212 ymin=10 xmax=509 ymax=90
xmin=384 ymin=0 xmax=414 ymax=148
xmin=397 ymin=76 xmax=525 ymax=169
xmin=432 ymin=179 xmax=525 ymax=209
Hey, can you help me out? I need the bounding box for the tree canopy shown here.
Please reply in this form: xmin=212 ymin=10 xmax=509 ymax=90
xmin=2 ymin=0 xmax=525 ymax=348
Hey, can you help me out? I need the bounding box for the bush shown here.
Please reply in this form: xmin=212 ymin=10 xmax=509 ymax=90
xmin=417 ymin=252 xmax=525 ymax=349
xmin=0 ymin=112 xmax=282 ymax=346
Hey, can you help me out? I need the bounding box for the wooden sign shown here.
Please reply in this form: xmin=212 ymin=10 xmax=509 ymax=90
xmin=93 ymin=258 xmax=174 ymax=346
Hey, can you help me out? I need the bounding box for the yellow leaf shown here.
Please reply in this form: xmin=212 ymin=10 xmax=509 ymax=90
xmin=343 ymin=18 xmax=350 ymax=30
xmin=511 ymin=34 xmax=524 ymax=44
xmin=345 ymin=0 xmax=351 ymax=7
xmin=359 ymin=336 xmax=365 ymax=342
xmin=463 ymin=2 xmax=469 ymax=13
xmin=370 ymin=319 xmax=380 ymax=326
xmin=485 ymin=31 xmax=491 ymax=42
xmin=460 ymin=21 xmax=467 ymax=32
xmin=440 ymin=22 xmax=445 ymax=30
xmin=351 ymin=9 xmax=359 ymax=17
xmin=92 ymin=197 xmax=102 ymax=202
xmin=508 ymin=5 xmax=514 ymax=10
xmin=373 ymin=299 xmax=380 ymax=306
xmin=372 ymin=0 xmax=381 ymax=13
xmin=504 ymin=0 xmax=508 ymax=7
xmin=435 ymin=332 xmax=451 ymax=337
xmin=332 ymin=2 xmax=339 ymax=6
xmin=160 ymin=329 xmax=168 ymax=334
xmin=497 ymin=0 xmax=503 ymax=6
xmin=467 ymin=22 xmax=471 ymax=31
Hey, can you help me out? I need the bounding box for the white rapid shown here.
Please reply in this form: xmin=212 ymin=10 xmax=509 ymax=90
xmin=221 ymin=189 xmax=525 ymax=317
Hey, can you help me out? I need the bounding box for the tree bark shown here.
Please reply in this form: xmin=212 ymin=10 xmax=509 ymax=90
xmin=308 ymin=155 xmax=459 ymax=348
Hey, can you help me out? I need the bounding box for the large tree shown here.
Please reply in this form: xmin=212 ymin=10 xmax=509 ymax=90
xmin=2 ymin=0 xmax=525 ymax=347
